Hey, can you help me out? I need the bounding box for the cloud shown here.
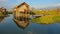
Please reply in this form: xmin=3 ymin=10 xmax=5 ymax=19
xmin=0 ymin=0 xmax=8 ymax=2
xmin=0 ymin=0 xmax=6 ymax=1
xmin=37 ymin=3 xmax=60 ymax=8
xmin=53 ymin=4 xmax=60 ymax=6
xmin=0 ymin=0 xmax=8 ymax=4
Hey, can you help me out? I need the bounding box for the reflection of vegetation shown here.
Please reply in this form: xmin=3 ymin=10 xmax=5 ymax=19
xmin=0 ymin=17 xmax=5 ymax=22
xmin=31 ymin=8 xmax=60 ymax=24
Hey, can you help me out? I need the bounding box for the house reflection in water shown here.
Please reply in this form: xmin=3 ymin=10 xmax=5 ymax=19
xmin=13 ymin=2 xmax=30 ymax=29
xmin=14 ymin=20 xmax=29 ymax=29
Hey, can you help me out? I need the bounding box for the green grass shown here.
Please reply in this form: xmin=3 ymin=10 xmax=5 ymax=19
xmin=0 ymin=12 xmax=6 ymax=16
xmin=53 ymin=15 xmax=60 ymax=22
xmin=31 ymin=15 xmax=60 ymax=24
xmin=31 ymin=9 xmax=60 ymax=24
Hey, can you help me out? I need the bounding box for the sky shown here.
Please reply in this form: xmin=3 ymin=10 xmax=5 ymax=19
xmin=0 ymin=0 xmax=60 ymax=10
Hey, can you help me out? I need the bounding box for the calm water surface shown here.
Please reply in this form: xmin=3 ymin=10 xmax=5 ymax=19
xmin=0 ymin=14 xmax=60 ymax=34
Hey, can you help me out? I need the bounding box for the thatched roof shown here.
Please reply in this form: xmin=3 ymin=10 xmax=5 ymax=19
xmin=14 ymin=2 xmax=29 ymax=8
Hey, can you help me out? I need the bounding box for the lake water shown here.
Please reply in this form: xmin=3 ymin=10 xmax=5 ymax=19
xmin=0 ymin=14 xmax=60 ymax=34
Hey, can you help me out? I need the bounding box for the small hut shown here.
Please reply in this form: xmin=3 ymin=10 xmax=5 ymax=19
xmin=13 ymin=2 xmax=30 ymax=28
xmin=13 ymin=2 xmax=30 ymax=21
xmin=0 ymin=7 xmax=7 ymax=16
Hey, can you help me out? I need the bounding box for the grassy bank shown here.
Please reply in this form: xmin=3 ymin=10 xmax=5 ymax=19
xmin=0 ymin=12 xmax=7 ymax=17
xmin=32 ymin=15 xmax=60 ymax=24
xmin=31 ymin=9 xmax=60 ymax=24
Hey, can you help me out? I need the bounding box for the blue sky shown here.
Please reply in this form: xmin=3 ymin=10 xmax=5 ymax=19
xmin=0 ymin=0 xmax=60 ymax=10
